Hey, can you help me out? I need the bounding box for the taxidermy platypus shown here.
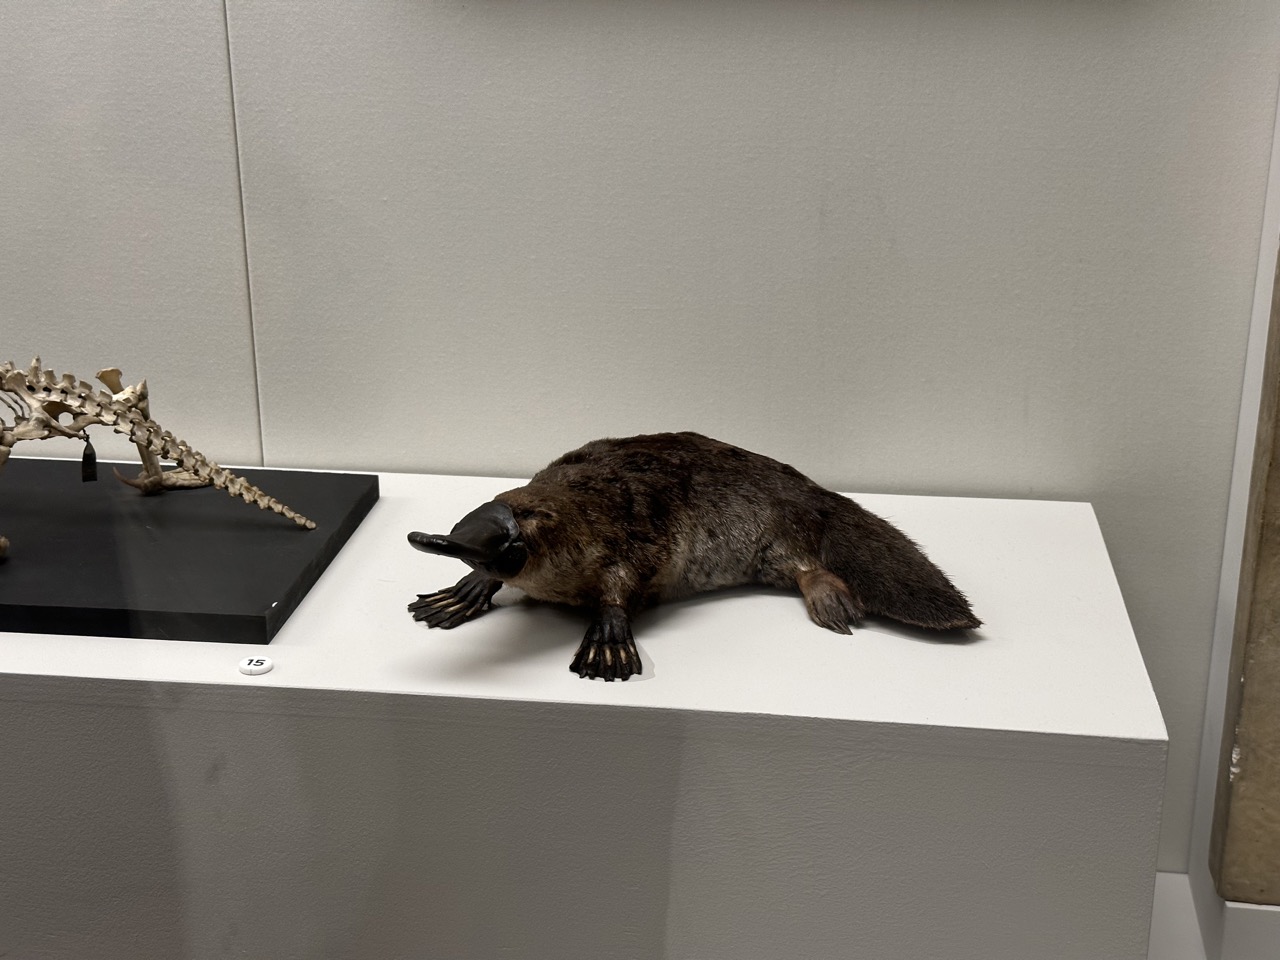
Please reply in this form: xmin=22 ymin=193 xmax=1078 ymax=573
xmin=407 ymin=432 xmax=980 ymax=681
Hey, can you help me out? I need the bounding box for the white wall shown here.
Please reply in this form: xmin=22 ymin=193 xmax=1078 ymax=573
xmin=0 ymin=0 xmax=260 ymax=466
xmin=3 ymin=0 xmax=1279 ymax=874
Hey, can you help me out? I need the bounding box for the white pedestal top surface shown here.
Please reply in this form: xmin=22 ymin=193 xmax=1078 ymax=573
xmin=0 ymin=469 xmax=1166 ymax=744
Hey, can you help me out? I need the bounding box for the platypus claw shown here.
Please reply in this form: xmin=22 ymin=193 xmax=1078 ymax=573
xmin=408 ymin=570 xmax=502 ymax=629
xmin=571 ymin=606 xmax=641 ymax=681
xmin=797 ymin=568 xmax=864 ymax=635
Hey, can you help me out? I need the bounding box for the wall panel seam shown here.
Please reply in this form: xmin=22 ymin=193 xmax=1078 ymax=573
xmin=220 ymin=0 xmax=266 ymax=466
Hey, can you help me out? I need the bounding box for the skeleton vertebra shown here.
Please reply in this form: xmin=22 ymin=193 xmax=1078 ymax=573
xmin=0 ymin=357 xmax=315 ymax=558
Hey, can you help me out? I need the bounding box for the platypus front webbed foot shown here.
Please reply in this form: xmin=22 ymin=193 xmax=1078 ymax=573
xmin=408 ymin=570 xmax=503 ymax=629
xmin=570 ymin=606 xmax=642 ymax=681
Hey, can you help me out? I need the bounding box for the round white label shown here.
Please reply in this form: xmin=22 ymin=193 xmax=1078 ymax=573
xmin=238 ymin=656 xmax=274 ymax=676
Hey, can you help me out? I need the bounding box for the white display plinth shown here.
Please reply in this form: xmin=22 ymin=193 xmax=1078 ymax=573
xmin=0 ymin=469 xmax=1167 ymax=960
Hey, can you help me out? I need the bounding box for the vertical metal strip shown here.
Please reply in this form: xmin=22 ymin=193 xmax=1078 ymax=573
xmin=220 ymin=0 xmax=267 ymax=467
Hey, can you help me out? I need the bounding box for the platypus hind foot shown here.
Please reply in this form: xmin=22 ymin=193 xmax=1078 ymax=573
xmin=797 ymin=568 xmax=864 ymax=635
xmin=408 ymin=570 xmax=502 ymax=629
xmin=570 ymin=606 xmax=642 ymax=681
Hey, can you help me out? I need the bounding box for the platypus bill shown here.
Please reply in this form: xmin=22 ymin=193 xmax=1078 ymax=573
xmin=407 ymin=432 xmax=980 ymax=681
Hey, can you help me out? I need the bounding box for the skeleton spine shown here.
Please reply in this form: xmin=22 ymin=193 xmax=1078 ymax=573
xmin=115 ymin=407 xmax=317 ymax=529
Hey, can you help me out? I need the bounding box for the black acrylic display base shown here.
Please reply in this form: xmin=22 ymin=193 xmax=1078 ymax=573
xmin=0 ymin=457 xmax=379 ymax=644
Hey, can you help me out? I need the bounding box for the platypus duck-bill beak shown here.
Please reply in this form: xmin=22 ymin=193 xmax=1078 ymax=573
xmin=408 ymin=501 xmax=528 ymax=577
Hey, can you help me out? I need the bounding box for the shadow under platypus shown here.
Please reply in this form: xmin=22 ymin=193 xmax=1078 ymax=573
xmin=407 ymin=432 xmax=980 ymax=681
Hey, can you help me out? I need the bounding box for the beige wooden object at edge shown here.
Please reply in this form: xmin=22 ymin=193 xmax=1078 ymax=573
xmin=1212 ymin=245 xmax=1280 ymax=904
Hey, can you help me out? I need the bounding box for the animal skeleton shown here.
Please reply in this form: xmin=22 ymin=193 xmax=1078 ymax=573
xmin=0 ymin=357 xmax=315 ymax=558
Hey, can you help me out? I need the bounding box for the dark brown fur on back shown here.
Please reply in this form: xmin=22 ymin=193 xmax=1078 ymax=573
xmin=495 ymin=432 xmax=979 ymax=630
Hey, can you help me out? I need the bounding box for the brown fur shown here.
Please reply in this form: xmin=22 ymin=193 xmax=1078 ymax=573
xmin=496 ymin=432 xmax=979 ymax=629
xmin=409 ymin=433 xmax=979 ymax=680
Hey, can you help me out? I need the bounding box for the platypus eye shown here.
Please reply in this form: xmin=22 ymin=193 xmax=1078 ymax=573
xmin=514 ymin=507 xmax=554 ymax=523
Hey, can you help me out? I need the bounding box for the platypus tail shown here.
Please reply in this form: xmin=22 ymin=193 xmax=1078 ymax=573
xmin=819 ymin=494 xmax=981 ymax=631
